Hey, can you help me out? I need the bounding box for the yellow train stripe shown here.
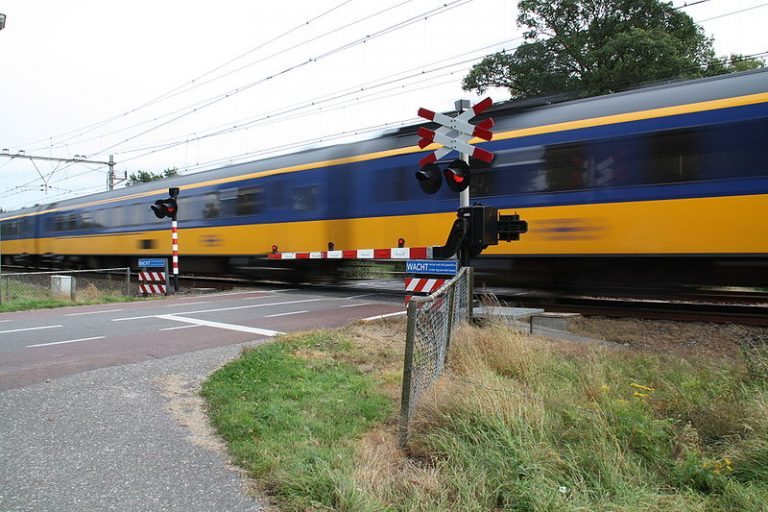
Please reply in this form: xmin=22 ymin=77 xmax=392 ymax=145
xmin=19 ymin=194 xmax=767 ymax=258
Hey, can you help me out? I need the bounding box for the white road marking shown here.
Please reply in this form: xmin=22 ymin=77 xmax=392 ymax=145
xmin=159 ymin=324 xmax=202 ymax=331
xmin=157 ymin=315 xmax=283 ymax=336
xmin=343 ymin=293 xmax=375 ymax=300
xmin=112 ymin=298 xmax=332 ymax=322
xmin=162 ymin=301 xmax=210 ymax=307
xmin=264 ymin=310 xmax=309 ymax=318
xmin=0 ymin=320 xmax=12 ymax=324
xmin=340 ymin=303 xmax=373 ymax=308
xmin=27 ymin=336 xmax=105 ymax=348
xmin=0 ymin=325 xmax=63 ymax=335
xmin=361 ymin=311 xmax=407 ymax=322
xmin=65 ymin=308 xmax=124 ymax=316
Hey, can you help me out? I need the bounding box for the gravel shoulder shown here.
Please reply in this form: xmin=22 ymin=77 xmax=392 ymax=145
xmin=0 ymin=343 xmax=269 ymax=512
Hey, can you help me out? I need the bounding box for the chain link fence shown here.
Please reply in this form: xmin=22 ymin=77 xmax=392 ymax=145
xmin=0 ymin=268 xmax=132 ymax=306
xmin=399 ymin=266 xmax=473 ymax=447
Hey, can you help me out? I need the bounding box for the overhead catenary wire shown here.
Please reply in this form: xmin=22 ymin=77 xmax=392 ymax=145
xmin=22 ymin=0 xmax=457 ymax=155
xmin=84 ymin=0 xmax=472 ymax=157
xmin=16 ymin=0 xmax=360 ymax=151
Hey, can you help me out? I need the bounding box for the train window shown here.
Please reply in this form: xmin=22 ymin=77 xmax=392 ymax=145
xmin=373 ymin=166 xmax=411 ymax=202
xmin=270 ymin=180 xmax=286 ymax=209
xmin=696 ymin=119 xmax=768 ymax=180
xmin=111 ymin=206 xmax=126 ymax=227
xmin=80 ymin=213 xmax=94 ymax=228
xmin=67 ymin=214 xmax=78 ymax=230
xmin=55 ymin=215 xmax=66 ymax=231
xmin=292 ymin=185 xmax=317 ymax=211
xmin=93 ymin=209 xmax=109 ymax=228
xmin=1 ymin=221 xmax=19 ymax=237
xmin=219 ymin=188 xmax=237 ymax=217
xmin=202 ymin=192 xmax=221 ymax=219
xmin=126 ymin=203 xmax=143 ymax=226
xmin=542 ymin=144 xmax=593 ymax=191
xmin=235 ymin=187 xmax=265 ymax=216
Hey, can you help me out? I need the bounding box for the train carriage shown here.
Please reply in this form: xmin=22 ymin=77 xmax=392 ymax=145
xmin=2 ymin=68 xmax=767 ymax=292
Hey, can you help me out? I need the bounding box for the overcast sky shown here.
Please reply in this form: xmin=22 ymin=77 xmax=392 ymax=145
xmin=0 ymin=0 xmax=766 ymax=211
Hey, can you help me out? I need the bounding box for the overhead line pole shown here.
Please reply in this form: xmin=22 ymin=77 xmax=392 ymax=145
xmin=0 ymin=152 xmax=123 ymax=190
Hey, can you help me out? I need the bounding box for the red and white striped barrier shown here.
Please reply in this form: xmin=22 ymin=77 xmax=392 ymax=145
xmin=267 ymin=247 xmax=432 ymax=260
xmin=139 ymin=271 xmax=167 ymax=295
xmin=404 ymin=277 xmax=446 ymax=304
xmin=139 ymin=283 xmax=167 ymax=295
xmin=138 ymin=271 xmax=165 ymax=282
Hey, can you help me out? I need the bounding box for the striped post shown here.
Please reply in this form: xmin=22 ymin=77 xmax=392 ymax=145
xmin=171 ymin=218 xmax=179 ymax=293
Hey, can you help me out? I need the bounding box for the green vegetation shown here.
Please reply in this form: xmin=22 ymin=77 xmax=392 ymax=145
xmin=463 ymin=0 xmax=764 ymax=99
xmin=201 ymin=331 xmax=392 ymax=510
xmin=0 ymin=279 xmax=138 ymax=312
xmin=203 ymin=321 xmax=768 ymax=511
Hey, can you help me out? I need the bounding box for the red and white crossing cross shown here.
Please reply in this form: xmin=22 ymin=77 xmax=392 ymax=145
xmin=417 ymin=97 xmax=495 ymax=167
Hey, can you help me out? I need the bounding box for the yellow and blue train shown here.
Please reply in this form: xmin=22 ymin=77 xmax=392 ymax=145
xmin=2 ymin=68 xmax=767 ymax=292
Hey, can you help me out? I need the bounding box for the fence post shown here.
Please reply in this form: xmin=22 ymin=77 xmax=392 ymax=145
xmin=126 ymin=267 xmax=131 ymax=295
xmin=444 ymin=284 xmax=456 ymax=363
xmin=467 ymin=266 xmax=474 ymax=321
xmin=399 ymin=299 xmax=419 ymax=449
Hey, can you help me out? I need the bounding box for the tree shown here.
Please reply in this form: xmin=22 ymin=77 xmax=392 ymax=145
xmin=463 ymin=0 xmax=764 ymax=99
xmin=125 ymin=168 xmax=178 ymax=186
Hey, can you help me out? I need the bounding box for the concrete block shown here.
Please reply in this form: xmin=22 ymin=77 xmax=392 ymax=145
xmin=530 ymin=312 xmax=581 ymax=333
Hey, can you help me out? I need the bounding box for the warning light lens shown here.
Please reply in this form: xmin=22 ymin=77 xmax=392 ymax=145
xmin=415 ymin=163 xmax=442 ymax=194
xmin=444 ymin=159 xmax=471 ymax=192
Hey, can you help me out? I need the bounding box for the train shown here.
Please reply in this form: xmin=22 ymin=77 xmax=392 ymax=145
xmin=2 ymin=68 xmax=767 ymax=294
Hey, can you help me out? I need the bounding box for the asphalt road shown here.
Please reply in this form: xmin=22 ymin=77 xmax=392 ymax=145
xmin=0 ymin=287 xmax=405 ymax=512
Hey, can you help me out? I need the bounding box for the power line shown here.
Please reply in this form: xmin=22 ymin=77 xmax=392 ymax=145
xmin=697 ymin=1 xmax=768 ymax=22
xmin=87 ymin=0 xmax=474 ymax=157
xmin=16 ymin=0 xmax=359 ymax=151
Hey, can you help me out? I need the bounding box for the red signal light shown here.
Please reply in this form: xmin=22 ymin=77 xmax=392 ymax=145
xmin=443 ymin=159 xmax=471 ymax=192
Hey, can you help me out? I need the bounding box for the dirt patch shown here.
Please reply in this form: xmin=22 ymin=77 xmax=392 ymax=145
xmin=570 ymin=316 xmax=768 ymax=362
xmin=157 ymin=374 xmax=229 ymax=453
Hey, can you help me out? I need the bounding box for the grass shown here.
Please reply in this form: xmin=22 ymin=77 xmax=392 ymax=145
xmin=202 ymin=320 xmax=768 ymax=511
xmin=0 ymin=279 xmax=141 ymax=313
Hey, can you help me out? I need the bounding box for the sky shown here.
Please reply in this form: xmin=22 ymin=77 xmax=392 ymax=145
xmin=0 ymin=0 xmax=766 ymax=211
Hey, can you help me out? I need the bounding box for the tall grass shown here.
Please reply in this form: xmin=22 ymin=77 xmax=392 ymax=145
xmin=203 ymin=321 xmax=768 ymax=511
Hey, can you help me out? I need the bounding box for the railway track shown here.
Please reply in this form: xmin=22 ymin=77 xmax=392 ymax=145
xmin=5 ymin=265 xmax=767 ymax=326
xmin=494 ymin=293 xmax=768 ymax=327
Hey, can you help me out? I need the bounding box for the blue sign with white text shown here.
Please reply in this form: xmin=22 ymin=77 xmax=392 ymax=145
xmin=138 ymin=258 xmax=167 ymax=268
xmin=405 ymin=259 xmax=458 ymax=276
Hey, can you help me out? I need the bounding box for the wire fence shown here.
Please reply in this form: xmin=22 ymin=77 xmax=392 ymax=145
xmin=0 ymin=268 xmax=133 ymax=306
xmin=399 ymin=266 xmax=473 ymax=447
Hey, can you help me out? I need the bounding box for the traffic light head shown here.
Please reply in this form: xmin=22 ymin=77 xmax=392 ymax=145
xmin=151 ymin=198 xmax=178 ymax=219
xmin=415 ymin=163 xmax=442 ymax=194
xmin=443 ymin=159 xmax=470 ymax=192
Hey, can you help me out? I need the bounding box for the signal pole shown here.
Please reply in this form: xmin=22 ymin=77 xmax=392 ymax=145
xmin=455 ymin=99 xmax=471 ymax=209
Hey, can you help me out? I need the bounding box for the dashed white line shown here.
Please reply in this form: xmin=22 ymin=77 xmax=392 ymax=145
xmin=162 ymin=301 xmax=210 ymax=307
xmin=0 ymin=325 xmax=63 ymax=335
xmin=340 ymin=303 xmax=373 ymax=308
xmin=264 ymin=310 xmax=309 ymax=318
xmin=65 ymin=309 xmax=124 ymax=316
xmin=27 ymin=336 xmax=105 ymax=348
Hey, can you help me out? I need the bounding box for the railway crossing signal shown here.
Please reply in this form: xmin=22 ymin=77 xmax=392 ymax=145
xmin=148 ymin=188 xmax=181 ymax=293
xmin=415 ymin=97 xmax=495 ymax=195
xmin=151 ymin=197 xmax=178 ymax=219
